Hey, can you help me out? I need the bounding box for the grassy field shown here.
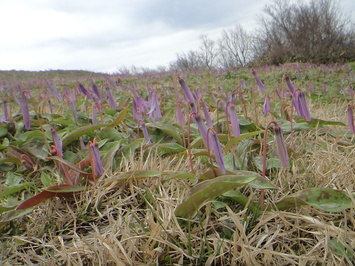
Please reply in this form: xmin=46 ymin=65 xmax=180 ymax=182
xmin=0 ymin=64 xmax=354 ymax=265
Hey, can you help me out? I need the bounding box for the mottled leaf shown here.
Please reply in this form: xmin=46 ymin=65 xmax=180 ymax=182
xmin=111 ymin=170 xmax=162 ymax=182
xmin=224 ymin=131 xmax=264 ymax=153
xmin=275 ymin=188 xmax=352 ymax=212
xmin=157 ymin=143 xmax=186 ymax=154
xmin=163 ymin=172 xmax=197 ymax=182
xmin=146 ymin=122 xmax=183 ymax=145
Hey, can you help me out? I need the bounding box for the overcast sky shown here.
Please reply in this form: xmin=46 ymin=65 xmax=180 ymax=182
xmin=0 ymin=0 xmax=354 ymax=73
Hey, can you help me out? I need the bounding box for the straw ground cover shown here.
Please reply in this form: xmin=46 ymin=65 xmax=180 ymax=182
xmin=0 ymin=64 xmax=354 ymax=265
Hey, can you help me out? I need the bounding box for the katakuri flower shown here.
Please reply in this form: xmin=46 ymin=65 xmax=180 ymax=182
xmin=20 ymin=91 xmax=31 ymax=130
xmin=251 ymin=68 xmax=265 ymax=94
xmin=89 ymin=139 xmax=104 ymax=179
xmin=274 ymin=125 xmax=289 ymax=167
xmin=226 ymin=102 xmax=241 ymax=138
xmin=208 ymin=129 xmax=226 ymax=174
xmin=263 ymin=95 xmax=271 ymax=116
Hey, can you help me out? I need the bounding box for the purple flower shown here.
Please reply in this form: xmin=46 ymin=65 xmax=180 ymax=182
xmin=296 ymin=91 xmax=311 ymax=121
xmin=147 ymin=90 xmax=162 ymax=122
xmin=78 ymin=83 xmax=88 ymax=96
xmin=49 ymin=82 xmax=63 ymax=101
xmin=139 ymin=121 xmax=152 ymax=144
xmin=92 ymin=83 xmax=102 ymax=99
xmin=51 ymin=128 xmax=63 ymax=157
xmin=105 ymin=86 xmax=117 ymax=109
xmin=20 ymin=91 xmax=31 ymax=130
xmin=348 ymin=86 xmax=354 ymax=98
xmin=285 ymin=75 xmax=296 ymax=94
xmin=226 ymin=102 xmax=241 ymax=138
xmin=263 ymin=95 xmax=271 ymax=116
xmin=3 ymin=100 xmax=9 ymax=121
xmin=192 ymin=113 xmax=208 ymax=147
xmin=132 ymin=97 xmax=143 ymax=121
xmin=178 ymin=77 xmax=197 ymax=113
xmin=48 ymin=100 xmax=53 ymax=114
xmin=89 ymin=139 xmax=104 ymax=178
xmin=208 ymin=129 xmax=226 ymax=174
xmin=176 ymin=102 xmax=186 ymax=126
xmin=251 ymin=68 xmax=265 ymax=94
xmin=347 ymin=105 xmax=355 ymax=134
xmin=64 ymin=92 xmax=78 ymax=124
xmin=92 ymin=104 xmax=98 ymax=125
xmin=274 ymin=125 xmax=289 ymax=167
xmin=200 ymin=100 xmax=213 ymax=128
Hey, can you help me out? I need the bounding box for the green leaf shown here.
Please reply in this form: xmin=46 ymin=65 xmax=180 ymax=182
xmin=61 ymin=123 xmax=107 ymax=147
xmin=253 ymin=156 xmax=283 ymax=171
xmin=99 ymin=127 xmax=126 ymax=141
xmin=275 ymin=188 xmax=352 ymax=212
xmin=109 ymin=105 xmax=129 ymax=127
xmin=40 ymin=172 xmax=54 ymax=187
xmin=0 ymin=205 xmax=16 ymax=214
xmin=328 ymin=239 xmax=354 ymax=261
xmin=224 ymin=131 xmax=264 ymax=153
xmin=18 ymin=130 xmax=44 ymax=142
xmin=0 ymin=183 xmax=36 ymax=198
xmin=0 ymin=126 xmax=8 ymax=137
xmin=146 ymin=122 xmax=183 ymax=145
xmin=111 ymin=170 xmax=162 ymax=182
xmin=5 ymin=172 xmax=23 ymax=186
xmin=102 ymin=140 xmax=122 ymax=170
xmin=191 ymin=134 xmax=229 ymax=148
xmin=248 ymin=176 xmax=277 ymax=189
xmin=222 ymin=190 xmax=259 ymax=213
xmin=294 ymin=117 xmax=346 ymax=127
xmin=175 ymin=171 xmax=260 ymax=219
xmin=0 ymin=208 xmax=34 ymax=226
xmin=0 ymin=157 xmax=21 ymax=165
xmin=157 ymin=143 xmax=187 ymax=154
xmin=277 ymin=119 xmax=309 ymax=133
xmin=121 ymin=138 xmax=144 ymax=158
xmin=163 ymin=172 xmax=197 ymax=182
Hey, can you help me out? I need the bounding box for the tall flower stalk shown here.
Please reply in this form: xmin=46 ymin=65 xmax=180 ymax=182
xmin=260 ymin=121 xmax=289 ymax=207
xmin=347 ymin=104 xmax=355 ymax=134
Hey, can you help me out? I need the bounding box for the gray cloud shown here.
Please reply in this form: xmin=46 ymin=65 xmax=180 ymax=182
xmin=1 ymin=0 xmax=354 ymax=72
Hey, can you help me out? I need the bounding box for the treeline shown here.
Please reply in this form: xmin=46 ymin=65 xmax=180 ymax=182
xmin=169 ymin=0 xmax=355 ymax=71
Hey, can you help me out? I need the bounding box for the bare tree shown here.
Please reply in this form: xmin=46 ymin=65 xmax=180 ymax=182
xmin=198 ymin=34 xmax=219 ymax=69
xmin=255 ymin=0 xmax=355 ymax=64
xmin=170 ymin=50 xmax=203 ymax=71
xmin=218 ymin=24 xmax=253 ymax=67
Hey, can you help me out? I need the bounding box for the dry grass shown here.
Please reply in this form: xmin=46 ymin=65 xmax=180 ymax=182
xmin=1 ymin=101 xmax=355 ymax=265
